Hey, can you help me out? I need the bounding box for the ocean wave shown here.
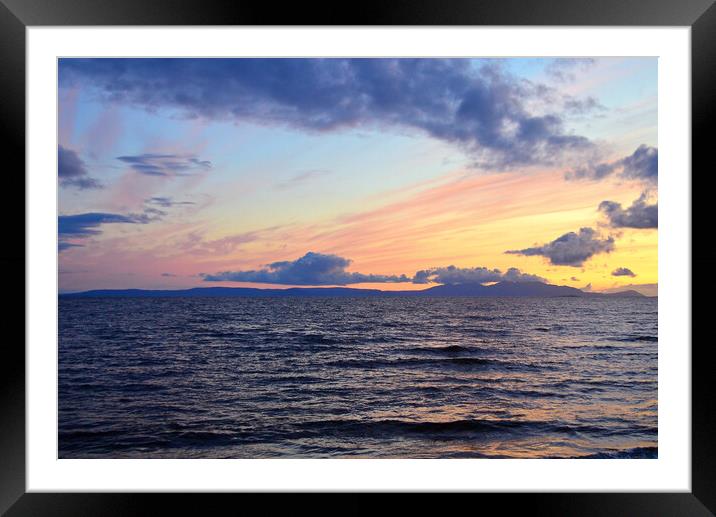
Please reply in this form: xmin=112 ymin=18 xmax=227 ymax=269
xmin=467 ymin=328 xmax=512 ymax=338
xmin=326 ymin=357 xmax=501 ymax=370
xmin=290 ymin=418 xmax=636 ymax=440
xmin=404 ymin=344 xmax=482 ymax=354
xmin=607 ymin=335 xmax=658 ymax=342
xmin=299 ymin=333 xmax=345 ymax=345
xmin=59 ymin=420 xmax=658 ymax=455
xmin=577 ymin=446 xmax=658 ymax=459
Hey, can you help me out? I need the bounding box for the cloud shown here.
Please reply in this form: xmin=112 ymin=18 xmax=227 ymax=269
xmin=612 ymin=267 xmax=636 ymax=277
xmin=544 ymin=58 xmax=596 ymax=82
xmin=567 ymin=144 xmax=657 ymax=184
xmin=563 ymin=96 xmax=605 ymax=116
xmin=146 ymin=196 xmax=196 ymax=207
xmin=58 ymin=241 xmax=83 ymax=252
xmin=412 ymin=265 xmax=545 ymax=284
xmin=116 ymin=153 xmax=211 ymax=176
xmin=171 ymin=225 xmax=287 ymax=257
xmin=621 ymin=145 xmax=658 ymax=181
xmin=202 ymin=251 xmax=410 ymax=285
xmin=58 ymin=145 xmax=102 ymax=189
xmin=60 ymin=58 xmax=596 ymax=170
xmin=58 ymin=210 xmax=162 ymax=251
xmin=58 ymin=145 xmax=87 ymax=178
xmin=190 ymin=231 xmax=261 ymax=256
xmin=138 ymin=207 xmax=167 ymax=222
xmin=203 ymin=252 xmax=548 ymax=287
xmin=505 ymin=227 xmax=615 ymax=266
xmin=599 ymin=192 xmax=658 ymax=229
xmin=161 ymin=272 xmax=177 ymax=277
xmin=58 ymin=212 xmax=148 ymax=237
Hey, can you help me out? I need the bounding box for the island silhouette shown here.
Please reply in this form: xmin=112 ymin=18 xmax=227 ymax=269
xmin=60 ymin=280 xmax=648 ymax=298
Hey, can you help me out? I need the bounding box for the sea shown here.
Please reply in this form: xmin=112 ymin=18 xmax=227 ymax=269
xmin=58 ymin=296 xmax=658 ymax=459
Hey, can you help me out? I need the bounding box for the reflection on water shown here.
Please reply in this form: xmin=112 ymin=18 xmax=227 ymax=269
xmin=59 ymin=296 xmax=657 ymax=458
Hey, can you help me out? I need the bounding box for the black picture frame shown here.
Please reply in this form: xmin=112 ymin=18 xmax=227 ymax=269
xmin=2 ymin=0 xmax=712 ymax=512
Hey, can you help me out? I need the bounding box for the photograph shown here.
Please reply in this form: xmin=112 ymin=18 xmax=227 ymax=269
xmin=57 ymin=57 xmax=658 ymax=460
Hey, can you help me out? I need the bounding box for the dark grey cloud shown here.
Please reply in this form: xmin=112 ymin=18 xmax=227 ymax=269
xmin=412 ymin=265 xmax=545 ymax=285
xmin=568 ymin=144 xmax=657 ymax=184
xmin=505 ymin=227 xmax=615 ymax=266
xmin=612 ymin=267 xmax=636 ymax=277
xmin=58 ymin=145 xmax=87 ymax=178
xmin=58 ymin=212 xmax=147 ymax=237
xmin=60 ymin=58 xmax=597 ymax=170
xmin=58 ymin=241 xmax=83 ymax=252
xmin=203 ymin=251 xmax=410 ymax=285
xmin=620 ymin=145 xmax=658 ymax=181
xmin=203 ymin=252 xmax=547 ymax=287
xmin=161 ymin=272 xmax=177 ymax=277
xmin=146 ymin=196 xmax=196 ymax=207
xmin=58 ymin=145 xmax=102 ymax=189
xmin=599 ymin=192 xmax=658 ymax=229
xmin=58 ymin=210 xmax=162 ymax=251
xmin=117 ymin=153 xmax=211 ymax=176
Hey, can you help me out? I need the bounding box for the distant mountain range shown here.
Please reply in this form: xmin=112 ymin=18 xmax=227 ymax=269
xmin=60 ymin=281 xmax=649 ymax=298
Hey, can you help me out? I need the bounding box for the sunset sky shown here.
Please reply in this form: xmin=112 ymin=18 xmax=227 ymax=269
xmin=58 ymin=58 xmax=657 ymax=294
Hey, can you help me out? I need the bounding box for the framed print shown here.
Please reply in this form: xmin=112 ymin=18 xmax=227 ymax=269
xmin=2 ymin=0 xmax=713 ymax=512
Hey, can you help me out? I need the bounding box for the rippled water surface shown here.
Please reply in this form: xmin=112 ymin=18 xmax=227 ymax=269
xmin=59 ymin=296 xmax=657 ymax=458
